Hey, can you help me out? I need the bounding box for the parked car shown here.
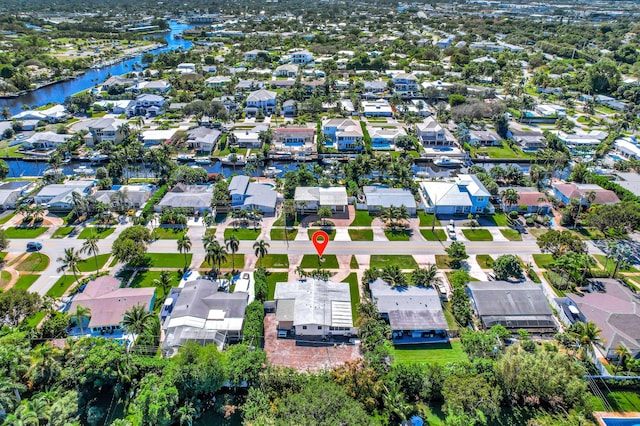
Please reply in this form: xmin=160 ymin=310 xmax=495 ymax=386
xmin=26 ymin=242 xmax=42 ymax=251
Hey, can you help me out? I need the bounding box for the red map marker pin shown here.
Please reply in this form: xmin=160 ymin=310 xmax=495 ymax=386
xmin=312 ymin=230 xmax=329 ymax=257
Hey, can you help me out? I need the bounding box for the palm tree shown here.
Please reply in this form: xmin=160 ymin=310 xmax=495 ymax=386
xmin=568 ymin=321 xmax=604 ymax=359
xmin=225 ymin=235 xmax=240 ymax=271
xmin=318 ymin=206 xmax=333 ymax=226
xmin=500 ymin=188 xmax=520 ymax=211
xmin=177 ymin=234 xmax=192 ymax=269
xmin=5 ymin=403 xmax=39 ymax=426
xmin=81 ymin=232 xmax=100 ymax=272
xmin=152 ymin=270 xmax=173 ymax=300
xmin=205 ymin=241 xmax=228 ymax=277
xmin=0 ymin=378 xmax=26 ymax=418
xmin=250 ymin=207 xmax=263 ymax=231
xmin=410 ymin=264 xmax=441 ymax=287
xmin=380 ymin=266 xmax=408 ymax=288
xmin=73 ymin=305 xmax=91 ymax=334
xmin=202 ymin=233 xmax=215 ymax=251
xmin=28 ymin=344 xmax=60 ymax=387
xmin=614 ymin=343 xmax=631 ymax=371
xmin=56 ymin=248 xmax=83 ymax=286
xmin=253 ymin=240 xmax=270 ymax=267
xmin=121 ymin=304 xmax=154 ymax=337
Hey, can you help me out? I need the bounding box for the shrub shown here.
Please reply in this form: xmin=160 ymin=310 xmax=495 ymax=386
xmin=243 ymin=301 xmax=265 ymax=342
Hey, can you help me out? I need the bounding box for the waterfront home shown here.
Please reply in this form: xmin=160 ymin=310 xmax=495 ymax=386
xmin=231 ymin=125 xmax=266 ymax=148
xmin=366 ymin=126 xmax=406 ymax=150
xmin=156 ymin=183 xmax=213 ymax=214
xmin=85 ymin=118 xmax=128 ymax=146
xmin=511 ymin=130 xmax=545 ymax=151
xmin=162 ymin=279 xmax=248 ymax=355
xmin=467 ymin=281 xmax=556 ymax=334
xmin=204 ymin=76 xmax=232 ymax=88
xmin=552 ymin=182 xmax=620 ymax=206
xmin=0 ymin=181 xmax=36 ymax=210
xmin=245 ymin=89 xmax=277 ymax=115
xmin=22 ymin=131 xmax=72 ymax=150
xmin=35 ymin=180 xmax=94 ymax=211
xmin=186 ymin=127 xmax=221 ymax=153
xmin=369 ymin=278 xmax=448 ymax=344
xmin=229 ymin=175 xmax=277 ymax=214
xmin=322 ymin=118 xmax=364 ymax=151
xmin=12 ymin=104 xmax=68 ymax=124
xmin=141 ymin=128 xmax=179 ymax=146
xmin=176 ymin=63 xmax=196 ymax=74
xmin=614 ymin=136 xmax=640 ymax=160
xmin=551 ymin=130 xmax=607 ymax=148
xmin=272 ymin=127 xmax=316 ymax=157
xmin=274 ymin=279 xmax=356 ymax=338
xmin=420 ymin=174 xmax=493 ymax=215
xmin=362 ymin=99 xmax=393 ymax=117
xmin=69 ymin=276 xmax=155 ymax=337
xmin=101 ymin=75 xmax=136 ymax=91
xmin=93 ymin=184 xmax=154 ymax=211
xmin=126 ymin=79 xmax=171 ymax=93
xmin=391 ymin=73 xmax=419 ymax=93
xmin=469 ymin=130 xmax=501 ymax=146
xmin=614 ymin=172 xmax=640 ymax=198
xmin=363 ymin=186 xmax=416 ymax=215
xmin=416 ymin=117 xmax=447 ymax=145
xmin=134 ymin=94 xmax=165 ymax=116
xmin=500 ymin=187 xmax=551 ymax=214
xmin=294 ymin=186 xmax=348 ymax=213
xmin=93 ymin=100 xmax=136 ymax=115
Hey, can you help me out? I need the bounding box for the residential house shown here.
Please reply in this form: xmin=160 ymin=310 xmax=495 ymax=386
xmin=282 ymin=99 xmax=297 ymax=116
xmin=93 ymin=184 xmax=154 ymax=210
xmin=614 ymin=136 xmax=640 ymax=160
xmin=141 ymin=128 xmax=178 ymax=146
xmin=511 ymin=130 xmax=545 ymax=151
xmin=270 ymin=80 xmax=296 ymax=91
xmin=127 ymin=80 xmax=171 ymax=94
xmin=274 ymin=279 xmax=356 ymax=337
xmin=176 ymin=63 xmax=196 ymax=74
xmin=552 ymin=130 xmax=607 ymax=148
xmin=469 ymin=130 xmax=501 ymax=146
xmin=134 ymin=94 xmax=165 ymax=116
xmin=467 ymin=281 xmax=556 ymax=334
xmin=552 ymin=182 xmax=620 ymax=206
xmin=614 ymin=172 xmax=640 ymax=198
xmin=363 ymin=186 xmax=417 ymax=215
xmin=22 ymin=132 xmax=72 ymax=150
xmin=231 ymin=125 xmax=266 ymax=148
xmin=501 ymin=187 xmax=551 ymax=214
xmin=0 ymin=181 xmax=36 ymax=210
xmin=272 ymin=127 xmax=316 ymax=157
xmin=229 ymin=175 xmax=277 ymax=214
xmin=35 ymin=180 xmax=95 ymax=211
xmin=69 ymin=276 xmax=155 ymax=335
xmin=564 ymin=279 xmax=640 ymax=361
xmin=244 ymin=49 xmax=269 ymax=61
xmin=274 ymin=64 xmax=298 ymax=78
xmin=101 ymin=75 xmax=136 ymax=91
xmin=366 ymin=126 xmax=406 ymax=150
xmin=245 ymin=89 xmax=277 ymax=115
xmin=362 ymin=99 xmax=393 ymax=117
xmin=364 ymin=80 xmax=387 ymax=94
xmin=12 ymin=105 xmax=68 ymax=124
xmin=420 ymin=174 xmax=494 ymax=215
xmin=156 ymin=183 xmax=213 ymax=213
xmin=204 ymin=76 xmax=232 ymax=88
xmin=186 ymin=127 xmax=221 ymax=153
xmin=322 ymin=118 xmax=363 ymax=151
xmin=416 ymin=117 xmax=447 ymax=145
xmin=235 ymin=79 xmax=265 ymax=92
xmin=212 ymin=96 xmax=239 ymax=114
xmin=290 ymin=50 xmax=314 ymax=64
xmin=392 ymin=73 xmax=419 ymax=93
xmin=93 ymin=100 xmax=136 ymax=115
xmin=85 ymin=118 xmax=128 ymax=146
xmin=369 ymin=278 xmax=448 ymax=344
xmin=294 ymin=186 xmax=348 ymax=213
xmin=162 ymin=279 xmax=248 ymax=355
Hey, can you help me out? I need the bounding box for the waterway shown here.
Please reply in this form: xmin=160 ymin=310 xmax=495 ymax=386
xmin=0 ymin=21 xmax=193 ymax=115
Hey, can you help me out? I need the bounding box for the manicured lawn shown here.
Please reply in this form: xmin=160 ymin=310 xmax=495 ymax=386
xmin=573 ymin=227 xmax=607 ymax=240
xmin=144 ymin=253 xmax=192 ymax=269
xmin=13 ymin=274 xmax=40 ymax=291
xmin=593 ymin=254 xmax=639 ymax=274
xmin=224 ymin=228 xmax=261 ymax=240
xmin=130 ymin=270 xmax=181 ymax=300
xmin=445 ymin=271 xmax=480 ymax=283
xmin=435 ymin=255 xmax=452 ymax=269
xmin=461 ymin=229 xmax=493 ymax=241
xmin=51 ymin=226 xmax=75 ymax=239
xmin=270 ymin=228 xmax=298 ymax=241
xmin=46 ymin=275 xmax=77 ymax=298
xmin=391 ymin=340 xmax=467 ymax=365
xmin=370 ymin=255 xmax=418 ymax=270
xmin=529 ymin=228 xmax=549 ymax=238
xmin=476 ymin=255 xmax=494 ymax=269
xmin=300 ymin=254 xmax=339 ymax=269
xmin=350 ymin=210 xmax=374 ymax=227
xmin=475 ymin=141 xmax=525 ymax=159
xmin=420 ymin=229 xmax=446 ymax=241
xmin=307 ymin=228 xmax=336 ymax=240
xmin=77 ymin=253 xmax=111 ymax=272
xmin=532 ymin=254 xmax=555 ymax=269
xmin=0 ymin=270 xmax=11 ymax=289
xmin=5 ymin=226 xmax=48 ymax=238
xmin=350 ymin=255 xmax=359 ymax=269
xmin=491 ymin=213 xmax=510 ymax=227
xmin=384 ymin=229 xmax=412 ymax=241
xmin=342 ymin=273 xmax=360 ymax=322
xmin=500 ymin=229 xmax=522 ymax=241
xmin=153 ymin=227 xmax=186 ymax=239
xmin=78 ymin=227 xmax=116 ymax=239
xmin=259 ymin=254 xmax=289 ymax=269
xmin=419 ymin=211 xmax=440 ymax=226
xmin=24 ymin=311 xmax=47 ymax=328
xmin=266 ymin=272 xmax=289 ymax=300
xmin=602 ymin=390 xmax=640 ymax=412
xmin=0 ymin=212 xmax=15 ymax=225
xmin=442 ymin=302 xmax=459 ymax=331
xmin=200 ymin=254 xmax=245 ymax=270
xmin=15 ymin=253 xmax=50 ymax=272
xmin=348 ymin=229 xmax=373 ymax=241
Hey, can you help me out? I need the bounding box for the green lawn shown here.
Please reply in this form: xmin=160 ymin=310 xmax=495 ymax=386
xmin=300 ymin=254 xmax=339 ymax=269
xmin=350 ymin=255 xmax=359 ymax=269
xmin=596 ymin=390 xmax=640 ymax=412
xmin=46 ymin=275 xmax=77 ymax=298
xmin=78 ymin=227 xmax=116 ymax=239
xmin=490 ymin=213 xmax=510 ymax=227
xmin=307 ymin=228 xmax=336 ymax=240
xmin=500 ymin=229 xmax=523 ymax=241
xmin=532 ymin=254 xmax=555 ymax=269
xmin=475 ymin=141 xmax=526 ymax=159
xmin=224 ymin=228 xmax=261 ymax=240
xmin=77 ymin=253 xmax=111 ymax=272
xmin=593 ymin=254 xmax=639 ymax=274
xmin=270 ymin=228 xmax=298 ymax=241
xmin=0 ymin=270 xmax=11 ymax=289
xmin=0 ymin=212 xmax=15 ymax=225
xmin=153 ymin=227 xmax=187 ymax=239
xmin=23 ymin=311 xmax=47 ymax=328
xmin=370 ymin=255 xmax=418 ymax=270
xmin=259 ymin=254 xmax=289 ymax=269
xmin=144 ymin=253 xmax=192 ymax=269
xmin=391 ymin=341 xmax=468 ymax=365
xmin=5 ymin=226 xmax=48 ymax=238
xmin=384 ymin=229 xmax=412 ymax=241
xmin=350 ymin=210 xmax=374 ymax=227
xmin=15 ymin=253 xmax=50 ymax=272
xmin=435 ymin=255 xmax=452 ymax=269
xmin=348 ymin=229 xmax=373 ymax=241
xmin=461 ymin=229 xmax=493 ymax=241
xmin=200 ymin=254 xmax=245 ymax=270
xmin=420 ymin=229 xmax=446 ymax=241
xmin=572 ymin=227 xmax=607 ymax=240
xmin=130 ymin=270 xmax=181 ymax=300
xmin=13 ymin=274 xmax=40 ymax=291
xmin=51 ymin=226 xmax=75 ymax=239
xmin=341 ymin=273 xmax=360 ymax=322
xmin=419 ymin=211 xmax=440 ymax=226
xmin=476 ymin=255 xmax=494 ymax=269
xmin=266 ymin=271 xmax=289 ymax=300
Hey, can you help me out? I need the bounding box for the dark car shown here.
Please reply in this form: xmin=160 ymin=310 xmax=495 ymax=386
xmin=26 ymin=242 xmax=42 ymax=251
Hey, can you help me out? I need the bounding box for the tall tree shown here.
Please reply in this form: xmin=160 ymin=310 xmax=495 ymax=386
xmin=225 ymin=235 xmax=239 ymax=271
xmin=153 ymin=270 xmax=173 ymax=301
xmin=122 ymin=304 xmax=154 ymax=337
xmin=253 ymin=240 xmax=270 ymax=267
xmin=73 ymin=304 xmax=91 ymax=334
xmin=56 ymin=248 xmax=83 ymax=286
xmin=176 ymin=234 xmax=192 ymax=269
xmin=81 ymin=232 xmax=100 ymax=272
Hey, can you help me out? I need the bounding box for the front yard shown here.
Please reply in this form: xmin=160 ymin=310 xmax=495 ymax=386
xmin=391 ymin=340 xmax=467 ymax=365
xmin=461 ymin=229 xmax=493 ymax=241
xmin=370 ymin=255 xmax=418 ymax=270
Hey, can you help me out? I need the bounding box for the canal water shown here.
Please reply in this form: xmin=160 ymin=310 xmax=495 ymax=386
xmin=0 ymin=21 xmax=193 ymax=115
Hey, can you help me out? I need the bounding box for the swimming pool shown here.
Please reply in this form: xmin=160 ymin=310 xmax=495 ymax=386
xmin=432 ymin=147 xmax=453 ymax=152
xmin=602 ymin=418 xmax=640 ymax=426
xmin=284 ymin=142 xmax=304 ymax=147
xmin=609 ymin=154 xmax=627 ymax=162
